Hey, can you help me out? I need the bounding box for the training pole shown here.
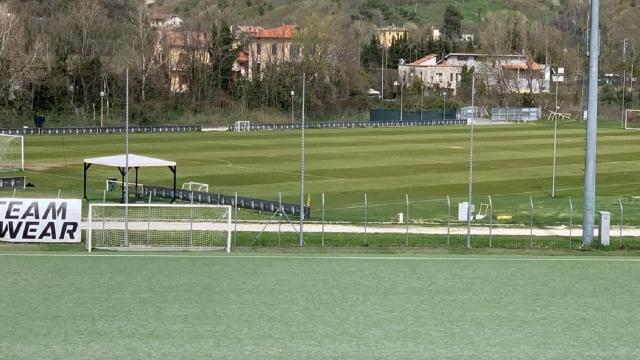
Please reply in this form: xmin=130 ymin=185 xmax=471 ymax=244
xmin=582 ymin=0 xmax=600 ymax=248
xmin=466 ymin=74 xmax=475 ymax=248
xmin=124 ymin=68 xmax=129 ymax=247
xmin=299 ymin=73 xmax=305 ymax=247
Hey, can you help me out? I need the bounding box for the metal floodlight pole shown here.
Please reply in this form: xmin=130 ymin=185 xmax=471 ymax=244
xmin=622 ymin=39 xmax=628 ymax=128
xmin=582 ymin=0 xmax=600 ymax=248
xmin=420 ymin=84 xmax=424 ymax=121
xmin=290 ymin=90 xmax=295 ymax=124
xmin=124 ymin=68 xmax=129 ymax=247
xmin=488 ymin=195 xmax=493 ymax=248
xmin=443 ymin=92 xmax=447 ymax=122
xmin=466 ymin=75 xmax=475 ymax=249
xmin=400 ymin=82 xmax=404 ymax=122
xmin=529 ymin=195 xmax=534 ymax=247
xmin=381 ymin=46 xmax=385 ymax=100
xmin=300 ymin=73 xmax=305 ymax=247
xmin=552 ymin=109 xmax=558 ymax=198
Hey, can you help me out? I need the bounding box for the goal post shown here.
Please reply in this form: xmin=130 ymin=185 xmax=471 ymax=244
xmin=0 ymin=134 xmax=24 ymax=172
xmin=234 ymin=121 xmax=250 ymax=132
xmin=624 ymin=109 xmax=640 ymax=130
xmin=181 ymin=182 xmax=209 ymax=192
xmin=106 ymin=179 xmax=144 ymax=194
xmin=86 ymin=203 xmax=232 ymax=252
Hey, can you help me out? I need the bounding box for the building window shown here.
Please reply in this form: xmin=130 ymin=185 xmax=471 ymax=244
xmin=256 ymin=43 xmax=261 ymax=56
xmin=450 ymin=73 xmax=454 ymax=82
xmin=271 ymin=43 xmax=277 ymax=56
xmin=290 ymin=44 xmax=300 ymax=60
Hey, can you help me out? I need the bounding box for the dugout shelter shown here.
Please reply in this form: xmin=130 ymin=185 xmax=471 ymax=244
xmin=83 ymin=154 xmax=177 ymax=203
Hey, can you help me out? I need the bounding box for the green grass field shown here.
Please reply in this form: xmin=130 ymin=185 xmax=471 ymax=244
xmin=1 ymin=252 xmax=639 ymax=359
xmin=9 ymin=122 xmax=640 ymax=228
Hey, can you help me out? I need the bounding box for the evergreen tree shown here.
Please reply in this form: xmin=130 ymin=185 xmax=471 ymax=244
xmin=442 ymin=5 xmax=463 ymax=41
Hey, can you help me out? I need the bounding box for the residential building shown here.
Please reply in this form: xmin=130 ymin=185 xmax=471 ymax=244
xmin=398 ymin=54 xmax=463 ymax=95
xmin=157 ymin=30 xmax=209 ymax=93
xmin=377 ymin=25 xmax=408 ymax=48
xmin=431 ymin=28 xmax=475 ymax=43
xmin=151 ymin=13 xmax=183 ymax=29
xmin=246 ymin=24 xmax=299 ymax=79
xmin=399 ymin=52 xmax=550 ymax=95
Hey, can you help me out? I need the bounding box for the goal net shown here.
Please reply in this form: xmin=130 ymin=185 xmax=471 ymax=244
xmin=182 ymin=182 xmax=209 ymax=192
xmin=86 ymin=203 xmax=232 ymax=252
xmin=0 ymin=134 xmax=24 ymax=172
xmin=234 ymin=121 xmax=250 ymax=132
xmin=625 ymin=110 xmax=640 ymax=130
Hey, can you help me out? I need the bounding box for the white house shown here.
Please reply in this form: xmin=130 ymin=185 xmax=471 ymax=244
xmin=150 ymin=14 xmax=183 ymax=29
xmin=399 ymin=52 xmax=551 ymax=95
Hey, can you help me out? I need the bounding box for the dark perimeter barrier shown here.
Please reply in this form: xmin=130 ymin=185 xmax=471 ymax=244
xmin=0 ymin=125 xmax=201 ymax=136
xmin=228 ymin=118 xmax=465 ymax=131
xmin=143 ymin=185 xmax=311 ymax=219
xmin=0 ymin=176 xmax=26 ymax=189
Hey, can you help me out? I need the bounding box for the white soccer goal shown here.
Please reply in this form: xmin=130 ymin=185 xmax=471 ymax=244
xmin=86 ymin=203 xmax=232 ymax=252
xmin=0 ymin=134 xmax=24 ymax=172
xmin=234 ymin=121 xmax=250 ymax=132
xmin=105 ymin=179 xmax=145 ymax=194
xmin=624 ymin=109 xmax=640 ymax=130
xmin=182 ymin=181 xmax=209 ymax=192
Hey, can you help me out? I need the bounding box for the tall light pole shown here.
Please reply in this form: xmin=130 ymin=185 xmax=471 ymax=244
xmin=466 ymin=74 xmax=475 ymax=248
xmin=381 ymin=46 xmax=385 ymax=100
xmin=420 ymin=83 xmax=425 ymax=121
xmin=442 ymin=92 xmax=447 ymax=121
xmin=393 ymin=80 xmax=402 ymax=121
xmin=290 ymin=90 xmax=295 ymax=124
xmin=299 ymin=73 xmax=306 ymax=247
xmin=100 ymin=90 xmax=105 ymax=128
xmin=583 ymin=0 xmax=600 ymax=248
xmin=552 ymin=102 xmax=558 ymax=198
xmin=622 ymin=38 xmax=628 ymax=128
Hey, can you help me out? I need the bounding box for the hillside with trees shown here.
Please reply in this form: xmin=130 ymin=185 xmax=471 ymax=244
xmin=0 ymin=0 xmax=637 ymax=127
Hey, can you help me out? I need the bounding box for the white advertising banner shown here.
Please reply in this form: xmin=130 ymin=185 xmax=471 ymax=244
xmin=0 ymin=198 xmax=82 ymax=243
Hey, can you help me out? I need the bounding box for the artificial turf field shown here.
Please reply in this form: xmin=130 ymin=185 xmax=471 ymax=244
xmin=13 ymin=122 xmax=640 ymax=226
xmin=1 ymin=252 xmax=640 ymax=359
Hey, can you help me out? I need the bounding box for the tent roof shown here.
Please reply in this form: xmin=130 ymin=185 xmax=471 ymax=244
xmin=84 ymin=154 xmax=176 ymax=168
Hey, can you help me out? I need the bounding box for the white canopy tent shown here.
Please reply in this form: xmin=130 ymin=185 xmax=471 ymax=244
xmin=83 ymin=154 xmax=177 ymax=202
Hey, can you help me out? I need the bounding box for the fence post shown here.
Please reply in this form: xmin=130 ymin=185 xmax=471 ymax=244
xmin=568 ymin=197 xmax=573 ymax=248
xmin=529 ymin=195 xmax=534 ymax=248
xmin=278 ymin=192 xmax=282 ymax=247
xmin=322 ymin=192 xmax=325 ymax=247
xmin=234 ymin=192 xmax=238 ymax=247
xmin=619 ymin=197 xmax=624 ymax=248
xmin=364 ymin=193 xmax=368 ymax=245
xmin=488 ymin=195 xmax=493 ymax=248
xmin=405 ymin=194 xmax=409 ymax=246
xmin=447 ymin=195 xmax=451 ymax=248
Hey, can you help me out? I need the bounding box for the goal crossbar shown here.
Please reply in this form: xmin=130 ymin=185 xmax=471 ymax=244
xmin=87 ymin=203 xmax=232 ymax=253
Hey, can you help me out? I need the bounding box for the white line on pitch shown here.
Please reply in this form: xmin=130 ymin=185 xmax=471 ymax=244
xmin=1 ymin=253 xmax=640 ymax=262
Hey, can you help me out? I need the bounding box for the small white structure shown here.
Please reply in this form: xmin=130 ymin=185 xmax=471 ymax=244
xmin=458 ymin=202 xmax=475 ymax=221
xmin=150 ymin=14 xmax=183 ymax=29
xmin=599 ymin=211 xmax=611 ymax=246
xmin=83 ymin=154 xmax=177 ymax=202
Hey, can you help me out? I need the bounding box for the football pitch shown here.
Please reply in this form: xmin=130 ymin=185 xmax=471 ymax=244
xmin=14 ymin=122 xmax=640 ymax=227
xmin=1 ymin=252 xmax=639 ymax=359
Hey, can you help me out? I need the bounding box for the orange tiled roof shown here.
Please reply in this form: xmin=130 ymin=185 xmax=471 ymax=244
xmin=253 ymin=25 xmax=297 ymax=39
xmin=237 ymin=51 xmax=249 ymax=63
xmin=410 ymin=54 xmax=436 ymax=65
xmin=503 ymin=60 xmax=543 ymax=71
